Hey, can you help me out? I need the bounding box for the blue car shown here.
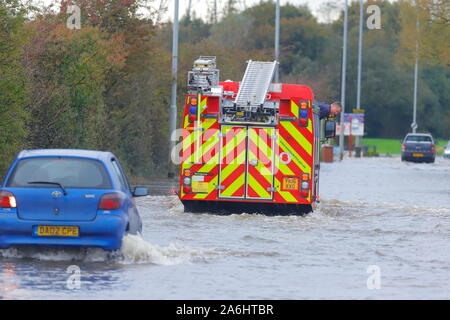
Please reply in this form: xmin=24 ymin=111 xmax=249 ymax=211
xmin=0 ymin=149 xmax=148 ymax=251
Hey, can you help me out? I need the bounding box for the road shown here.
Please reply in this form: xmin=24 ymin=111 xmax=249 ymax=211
xmin=1 ymin=157 xmax=449 ymax=299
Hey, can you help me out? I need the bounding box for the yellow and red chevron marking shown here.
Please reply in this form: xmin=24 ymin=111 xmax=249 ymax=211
xmin=180 ymin=95 xmax=221 ymax=200
xmin=246 ymin=127 xmax=274 ymax=199
xmin=180 ymin=96 xmax=315 ymax=205
xmin=181 ymin=96 xmax=219 ymax=164
xmin=273 ymin=100 xmax=314 ymax=204
xmin=218 ymin=126 xmax=247 ymax=198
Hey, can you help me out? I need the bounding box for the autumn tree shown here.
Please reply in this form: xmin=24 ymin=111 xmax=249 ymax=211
xmin=0 ymin=0 xmax=29 ymax=176
xmin=398 ymin=0 xmax=449 ymax=66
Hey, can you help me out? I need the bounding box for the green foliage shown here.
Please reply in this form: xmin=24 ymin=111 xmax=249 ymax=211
xmin=24 ymin=23 xmax=116 ymax=149
xmin=0 ymin=0 xmax=29 ymax=177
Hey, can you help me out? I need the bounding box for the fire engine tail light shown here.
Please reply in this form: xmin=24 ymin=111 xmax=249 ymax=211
xmin=299 ymin=100 xmax=309 ymax=127
xmin=0 ymin=191 xmax=17 ymax=208
xmin=188 ymin=97 xmax=199 ymax=123
xmin=189 ymin=114 xmax=197 ymax=123
xmin=183 ymin=169 xmax=192 ymax=194
xmin=189 ymin=97 xmax=198 ymax=106
xmin=300 ymin=173 xmax=310 ymax=198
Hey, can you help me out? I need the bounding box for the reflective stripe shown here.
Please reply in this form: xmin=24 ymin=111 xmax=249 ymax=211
xmin=290 ymin=100 xmax=299 ymax=117
xmin=246 ymin=127 xmax=274 ymax=199
xmin=219 ymin=126 xmax=247 ymax=198
xmin=281 ymin=121 xmax=312 ymax=156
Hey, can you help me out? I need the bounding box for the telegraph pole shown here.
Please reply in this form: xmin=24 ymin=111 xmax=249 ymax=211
xmin=412 ymin=18 xmax=419 ymax=133
xmin=274 ymin=0 xmax=280 ymax=82
xmin=168 ymin=0 xmax=179 ymax=178
xmin=339 ymin=0 xmax=348 ymax=161
xmin=355 ymin=0 xmax=364 ymax=155
xmin=356 ymin=0 xmax=363 ymax=111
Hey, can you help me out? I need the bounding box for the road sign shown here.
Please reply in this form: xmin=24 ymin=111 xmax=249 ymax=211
xmin=336 ymin=113 xmax=365 ymax=136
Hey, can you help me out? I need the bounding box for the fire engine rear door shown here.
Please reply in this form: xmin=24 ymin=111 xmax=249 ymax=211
xmin=245 ymin=127 xmax=275 ymax=200
xmin=218 ymin=126 xmax=247 ymax=199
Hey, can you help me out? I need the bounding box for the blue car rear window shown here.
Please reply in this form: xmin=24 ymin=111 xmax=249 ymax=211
xmin=7 ymin=157 xmax=112 ymax=189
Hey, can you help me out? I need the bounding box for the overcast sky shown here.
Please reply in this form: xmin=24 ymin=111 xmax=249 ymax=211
xmin=160 ymin=0 xmax=344 ymax=23
xmin=38 ymin=0 xmax=346 ymax=23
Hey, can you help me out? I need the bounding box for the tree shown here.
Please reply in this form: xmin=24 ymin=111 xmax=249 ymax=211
xmin=0 ymin=0 xmax=29 ymax=176
xmin=398 ymin=0 xmax=450 ymax=66
xmin=23 ymin=19 xmax=123 ymax=149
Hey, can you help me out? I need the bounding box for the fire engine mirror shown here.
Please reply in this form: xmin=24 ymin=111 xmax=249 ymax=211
xmin=325 ymin=120 xmax=336 ymax=139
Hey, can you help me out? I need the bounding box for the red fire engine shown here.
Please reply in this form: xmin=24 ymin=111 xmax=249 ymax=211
xmin=177 ymin=57 xmax=335 ymax=214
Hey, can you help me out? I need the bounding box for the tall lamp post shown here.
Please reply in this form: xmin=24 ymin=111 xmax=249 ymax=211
xmin=339 ymin=0 xmax=349 ymax=161
xmin=355 ymin=0 xmax=364 ymax=155
xmin=168 ymin=0 xmax=179 ymax=178
xmin=412 ymin=18 xmax=419 ymax=133
xmin=274 ymin=0 xmax=280 ymax=82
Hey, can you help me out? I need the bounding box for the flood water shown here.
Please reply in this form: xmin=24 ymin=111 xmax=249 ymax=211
xmin=1 ymin=157 xmax=449 ymax=299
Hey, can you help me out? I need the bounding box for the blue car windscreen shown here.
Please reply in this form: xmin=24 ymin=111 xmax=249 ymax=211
xmin=7 ymin=157 xmax=112 ymax=189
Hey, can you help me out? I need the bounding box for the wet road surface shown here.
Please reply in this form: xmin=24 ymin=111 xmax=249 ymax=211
xmin=1 ymin=157 xmax=449 ymax=299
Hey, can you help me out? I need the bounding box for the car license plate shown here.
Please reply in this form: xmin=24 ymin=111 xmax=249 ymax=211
xmin=36 ymin=226 xmax=79 ymax=237
xmin=282 ymin=177 xmax=299 ymax=191
xmin=412 ymin=153 xmax=424 ymax=157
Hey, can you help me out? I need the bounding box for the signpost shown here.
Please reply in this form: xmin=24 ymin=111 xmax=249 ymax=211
xmin=337 ymin=111 xmax=365 ymax=157
xmin=336 ymin=112 xmax=365 ymax=136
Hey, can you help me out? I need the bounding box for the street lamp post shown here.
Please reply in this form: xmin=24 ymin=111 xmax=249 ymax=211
xmin=355 ymin=0 xmax=364 ymax=156
xmin=168 ymin=0 xmax=179 ymax=178
xmin=412 ymin=18 xmax=419 ymax=133
xmin=339 ymin=0 xmax=349 ymax=161
xmin=274 ymin=0 xmax=280 ymax=83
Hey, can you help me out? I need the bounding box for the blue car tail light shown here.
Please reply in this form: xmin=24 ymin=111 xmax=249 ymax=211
xmin=0 ymin=191 xmax=17 ymax=208
xmin=98 ymin=193 xmax=125 ymax=210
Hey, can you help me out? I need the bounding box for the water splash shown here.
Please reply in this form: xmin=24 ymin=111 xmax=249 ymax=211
xmin=0 ymin=235 xmax=207 ymax=265
xmin=118 ymin=234 xmax=205 ymax=265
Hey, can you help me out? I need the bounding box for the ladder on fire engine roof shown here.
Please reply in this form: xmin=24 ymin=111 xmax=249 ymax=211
xmin=234 ymin=60 xmax=278 ymax=109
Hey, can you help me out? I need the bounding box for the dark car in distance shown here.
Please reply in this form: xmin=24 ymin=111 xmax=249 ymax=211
xmin=401 ymin=133 xmax=436 ymax=163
